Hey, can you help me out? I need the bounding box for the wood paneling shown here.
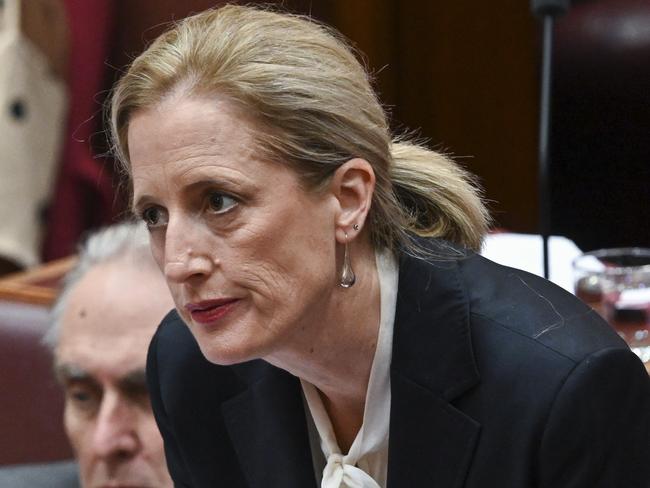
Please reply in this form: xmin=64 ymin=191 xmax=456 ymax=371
xmin=327 ymin=1 xmax=540 ymax=232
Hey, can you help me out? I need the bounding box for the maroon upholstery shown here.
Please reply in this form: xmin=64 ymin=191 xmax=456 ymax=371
xmin=0 ymin=301 xmax=72 ymax=465
xmin=42 ymin=0 xmax=119 ymax=261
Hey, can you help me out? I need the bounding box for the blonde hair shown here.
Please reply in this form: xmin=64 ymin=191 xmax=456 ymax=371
xmin=110 ymin=4 xmax=490 ymax=253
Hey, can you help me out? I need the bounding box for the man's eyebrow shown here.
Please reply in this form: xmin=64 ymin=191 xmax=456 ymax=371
xmin=54 ymin=363 xmax=91 ymax=384
xmin=119 ymin=368 xmax=148 ymax=392
xmin=53 ymin=364 xmax=148 ymax=392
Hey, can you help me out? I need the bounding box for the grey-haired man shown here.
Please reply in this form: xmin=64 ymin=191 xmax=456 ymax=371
xmin=0 ymin=222 xmax=173 ymax=487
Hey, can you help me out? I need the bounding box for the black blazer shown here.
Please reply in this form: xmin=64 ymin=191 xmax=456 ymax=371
xmin=147 ymin=248 xmax=650 ymax=487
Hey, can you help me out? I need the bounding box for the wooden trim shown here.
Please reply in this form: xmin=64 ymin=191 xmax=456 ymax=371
xmin=0 ymin=256 xmax=77 ymax=306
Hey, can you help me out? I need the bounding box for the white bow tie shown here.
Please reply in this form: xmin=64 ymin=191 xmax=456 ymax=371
xmin=321 ymin=453 xmax=382 ymax=488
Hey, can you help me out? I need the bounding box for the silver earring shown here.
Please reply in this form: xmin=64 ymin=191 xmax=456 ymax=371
xmin=339 ymin=233 xmax=356 ymax=288
xmin=353 ymin=223 xmax=359 ymax=231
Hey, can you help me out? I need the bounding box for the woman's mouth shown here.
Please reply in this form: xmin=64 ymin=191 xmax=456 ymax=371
xmin=185 ymin=298 xmax=239 ymax=326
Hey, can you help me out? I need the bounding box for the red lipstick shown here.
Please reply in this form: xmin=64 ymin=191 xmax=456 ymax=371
xmin=186 ymin=299 xmax=239 ymax=326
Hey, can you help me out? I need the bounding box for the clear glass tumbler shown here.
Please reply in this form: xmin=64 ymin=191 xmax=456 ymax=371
xmin=573 ymin=248 xmax=650 ymax=367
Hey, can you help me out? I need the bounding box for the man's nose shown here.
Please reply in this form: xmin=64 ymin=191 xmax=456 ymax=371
xmin=163 ymin=216 xmax=215 ymax=283
xmin=91 ymin=393 xmax=139 ymax=459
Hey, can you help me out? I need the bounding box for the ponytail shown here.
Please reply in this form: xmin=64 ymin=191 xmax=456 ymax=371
xmin=388 ymin=141 xmax=490 ymax=253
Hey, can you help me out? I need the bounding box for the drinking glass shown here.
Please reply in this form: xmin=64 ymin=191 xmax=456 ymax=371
xmin=573 ymin=248 xmax=650 ymax=367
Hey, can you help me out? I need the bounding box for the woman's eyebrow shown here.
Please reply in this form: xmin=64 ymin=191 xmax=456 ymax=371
xmin=132 ymin=194 xmax=156 ymax=214
xmin=182 ymin=178 xmax=245 ymax=195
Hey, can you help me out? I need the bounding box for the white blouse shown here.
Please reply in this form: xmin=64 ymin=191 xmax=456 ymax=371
xmin=301 ymin=251 xmax=399 ymax=488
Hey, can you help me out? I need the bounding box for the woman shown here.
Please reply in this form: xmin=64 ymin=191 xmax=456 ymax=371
xmin=110 ymin=5 xmax=649 ymax=487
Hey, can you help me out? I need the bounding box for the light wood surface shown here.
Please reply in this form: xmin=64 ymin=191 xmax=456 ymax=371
xmin=0 ymin=256 xmax=76 ymax=306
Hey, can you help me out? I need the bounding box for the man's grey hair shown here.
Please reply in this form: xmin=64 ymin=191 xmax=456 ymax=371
xmin=44 ymin=221 xmax=156 ymax=350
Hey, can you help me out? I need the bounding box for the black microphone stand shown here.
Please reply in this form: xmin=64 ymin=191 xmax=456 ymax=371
xmin=530 ymin=0 xmax=569 ymax=279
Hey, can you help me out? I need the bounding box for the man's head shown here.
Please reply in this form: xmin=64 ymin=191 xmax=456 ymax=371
xmin=46 ymin=222 xmax=173 ymax=488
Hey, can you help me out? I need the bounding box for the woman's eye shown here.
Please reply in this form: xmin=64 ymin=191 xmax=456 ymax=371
xmin=207 ymin=192 xmax=238 ymax=214
xmin=141 ymin=207 xmax=168 ymax=228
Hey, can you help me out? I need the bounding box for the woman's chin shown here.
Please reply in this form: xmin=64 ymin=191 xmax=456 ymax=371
xmin=197 ymin=339 xmax=262 ymax=366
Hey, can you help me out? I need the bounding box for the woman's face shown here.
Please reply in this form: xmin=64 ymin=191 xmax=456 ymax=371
xmin=128 ymin=95 xmax=341 ymax=365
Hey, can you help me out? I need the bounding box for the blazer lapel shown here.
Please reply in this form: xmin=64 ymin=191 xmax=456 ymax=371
xmin=388 ymin=371 xmax=480 ymax=487
xmin=221 ymin=363 xmax=317 ymax=488
xmin=388 ymin=250 xmax=481 ymax=488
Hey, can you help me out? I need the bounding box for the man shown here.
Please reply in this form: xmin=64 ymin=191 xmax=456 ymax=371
xmin=0 ymin=222 xmax=174 ymax=487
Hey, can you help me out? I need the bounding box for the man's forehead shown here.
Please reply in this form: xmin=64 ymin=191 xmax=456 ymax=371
xmin=58 ymin=260 xmax=172 ymax=340
xmin=54 ymin=258 xmax=172 ymax=375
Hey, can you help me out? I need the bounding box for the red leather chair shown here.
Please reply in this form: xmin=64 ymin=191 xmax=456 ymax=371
xmin=0 ymin=269 xmax=73 ymax=465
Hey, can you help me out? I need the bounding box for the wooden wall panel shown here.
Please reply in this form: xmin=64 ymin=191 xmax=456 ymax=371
xmin=326 ymin=1 xmax=540 ymax=232
xmin=329 ymin=0 xmax=396 ymax=102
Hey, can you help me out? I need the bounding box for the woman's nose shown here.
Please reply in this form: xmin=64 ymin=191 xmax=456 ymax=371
xmin=164 ymin=252 xmax=214 ymax=283
xmin=163 ymin=218 xmax=215 ymax=283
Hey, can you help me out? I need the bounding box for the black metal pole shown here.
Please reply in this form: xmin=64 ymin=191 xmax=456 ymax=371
xmin=531 ymin=0 xmax=569 ymax=280
xmin=538 ymin=16 xmax=554 ymax=280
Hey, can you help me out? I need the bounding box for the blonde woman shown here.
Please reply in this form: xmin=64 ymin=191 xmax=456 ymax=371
xmin=110 ymin=5 xmax=650 ymax=487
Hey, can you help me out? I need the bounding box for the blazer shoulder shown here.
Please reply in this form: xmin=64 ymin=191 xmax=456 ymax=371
xmin=454 ymin=252 xmax=629 ymax=364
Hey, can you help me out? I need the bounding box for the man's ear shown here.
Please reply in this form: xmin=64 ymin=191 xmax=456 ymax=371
xmin=330 ymin=158 xmax=375 ymax=243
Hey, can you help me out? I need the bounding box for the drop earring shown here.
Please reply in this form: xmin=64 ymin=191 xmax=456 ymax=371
xmin=339 ymin=233 xmax=356 ymax=288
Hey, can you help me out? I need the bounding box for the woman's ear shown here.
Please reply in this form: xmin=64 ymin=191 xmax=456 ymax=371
xmin=330 ymin=158 xmax=375 ymax=243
